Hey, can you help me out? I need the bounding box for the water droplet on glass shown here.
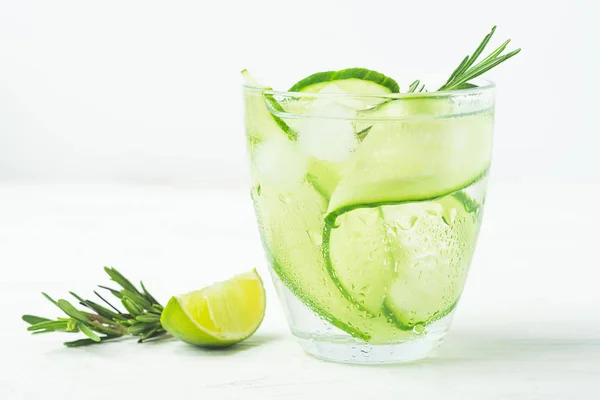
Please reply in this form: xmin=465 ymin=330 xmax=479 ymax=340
xmin=397 ymin=216 xmax=418 ymax=230
xmin=278 ymin=194 xmax=291 ymax=205
xmin=306 ymin=230 xmax=322 ymax=245
xmin=413 ymin=324 xmax=426 ymax=334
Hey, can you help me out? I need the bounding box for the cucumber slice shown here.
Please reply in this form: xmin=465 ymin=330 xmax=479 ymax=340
xmin=382 ymin=194 xmax=481 ymax=328
xmin=253 ymin=181 xmax=410 ymax=342
xmin=243 ymin=69 xmax=296 ymax=142
xmin=289 ymin=68 xmax=400 ymax=94
xmin=358 ymin=96 xmax=457 ymax=119
xmin=306 ymin=158 xmax=343 ymax=200
xmin=323 ymin=188 xmax=483 ymax=330
xmin=326 ymin=106 xmax=493 ymax=222
xmin=324 ymin=207 xmax=396 ymax=316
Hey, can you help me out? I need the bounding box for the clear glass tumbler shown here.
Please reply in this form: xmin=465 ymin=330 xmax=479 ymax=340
xmin=244 ymin=79 xmax=495 ymax=364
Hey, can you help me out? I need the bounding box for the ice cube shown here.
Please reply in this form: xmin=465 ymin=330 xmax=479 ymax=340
xmin=296 ymin=99 xmax=359 ymax=163
xmin=253 ymin=136 xmax=308 ymax=190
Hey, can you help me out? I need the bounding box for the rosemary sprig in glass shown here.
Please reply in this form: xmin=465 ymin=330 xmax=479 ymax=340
xmin=408 ymin=26 xmax=520 ymax=93
xmin=22 ymin=267 xmax=166 ymax=347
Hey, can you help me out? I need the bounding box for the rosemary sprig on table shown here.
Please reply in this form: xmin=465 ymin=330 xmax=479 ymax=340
xmin=22 ymin=267 xmax=166 ymax=347
xmin=409 ymin=26 xmax=520 ymax=93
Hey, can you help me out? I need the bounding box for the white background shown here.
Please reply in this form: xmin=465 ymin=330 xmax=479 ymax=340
xmin=1 ymin=0 xmax=598 ymax=185
xmin=1 ymin=1 xmax=599 ymax=399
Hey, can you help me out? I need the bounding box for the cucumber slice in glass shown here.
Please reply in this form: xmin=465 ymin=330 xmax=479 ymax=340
xmin=243 ymin=69 xmax=296 ymax=143
xmin=253 ymin=181 xmax=410 ymax=342
xmin=324 ymin=207 xmax=395 ymax=316
xmin=289 ymin=68 xmax=400 ymax=94
xmin=381 ymin=194 xmax=481 ymax=328
xmin=326 ymin=106 xmax=493 ymax=222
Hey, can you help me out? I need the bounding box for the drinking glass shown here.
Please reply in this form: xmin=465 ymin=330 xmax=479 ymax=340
xmin=244 ymin=80 xmax=494 ymax=364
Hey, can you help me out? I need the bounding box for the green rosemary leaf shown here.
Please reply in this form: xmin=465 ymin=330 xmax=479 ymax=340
xmin=32 ymin=329 xmax=54 ymax=335
xmin=128 ymin=322 xmax=159 ymax=335
xmin=122 ymin=299 xmax=143 ymax=316
xmin=77 ymin=323 xmax=101 ymax=342
xmin=64 ymin=338 xmax=99 ymax=347
xmin=408 ymin=80 xmax=420 ymax=93
xmin=450 ymin=48 xmax=521 ymax=89
xmin=135 ymin=314 xmax=161 ymax=323
xmin=459 ymin=25 xmax=496 ymax=75
xmin=478 ymin=39 xmax=511 ymax=65
xmin=151 ymin=304 xmax=164 ymax=312
xmin=138 ymin=327 xmax=159 ymax=342
xmin=27 ymin=320 xmax=71 ymax=332
xmin=70 ymin=292 xmax=125 ymax=321
xmin=22 ymin=315 xmax=52 ymax=325
xmin=63 ymin=336 xmax=119 ymax=347
xmin=42 ymin=292 xmax=58 ymax=306
xmin=89 ymin=322 xmax=126 ymax=337
xmin=104 ymin=267 xmax=143 ymax=297
xmin=57 ymin=299 xmax=92 ymax=324
xmin=437 ymin=26 xmax=520 ymax=91
xmin=140 ymin=281 xmax=160 ymax=306
xmin=446 ymin=55 xmax=470 ymax=85
xmin=98 ymin=285 xmax=123 ymax=299
xmin=121 ymin=290 xmax=153 ymax=310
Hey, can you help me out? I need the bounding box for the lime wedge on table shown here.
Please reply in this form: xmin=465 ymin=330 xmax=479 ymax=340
xmin=160 ymin=270 xmax=266 ymax=347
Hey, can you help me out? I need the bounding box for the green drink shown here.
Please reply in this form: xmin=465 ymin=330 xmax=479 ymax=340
xmin=244 ymin=27 xmax=518 ymax=363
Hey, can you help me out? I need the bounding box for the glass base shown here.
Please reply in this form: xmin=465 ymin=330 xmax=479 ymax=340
xmin=295 ymin=331 xmax=446 ymax=364
xmin=271 ymin=269 xmax=453 ymax=364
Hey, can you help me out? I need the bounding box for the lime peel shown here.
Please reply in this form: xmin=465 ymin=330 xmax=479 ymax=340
xmin=160 ymin=269 xmax=266 ymax=347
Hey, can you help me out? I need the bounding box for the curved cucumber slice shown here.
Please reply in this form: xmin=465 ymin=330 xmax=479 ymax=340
xmin=243 ymin=69 xmax=296 ymax=142
xmin=289 ymin=68 xmax=399 ymax=94
xmin=306 ymin=158 xmax=344 ymax=200
xmin=253 ymin=181 xmax=410 ymax=342
xmin=358 ymin=96 xmax=457 ymax=119
xmin=324 ymin=207 xmax=395 ymax=316
xmin=382 ymin=194 xmax=481 ymax=328
xmin=326 ymin=107 xmax=493 ymax=221
xmin=324 ymin=189 xmax=483 ymax=330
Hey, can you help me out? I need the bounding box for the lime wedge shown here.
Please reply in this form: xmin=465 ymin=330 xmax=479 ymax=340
xmin=160 ymin=270 xmax=266 ymax=347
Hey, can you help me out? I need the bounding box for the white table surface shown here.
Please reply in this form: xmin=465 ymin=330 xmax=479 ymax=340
xmin=1 ymin=182 xmax=599 ymax=399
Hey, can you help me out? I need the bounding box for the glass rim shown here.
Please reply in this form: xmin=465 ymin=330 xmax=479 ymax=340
xmin=243 ymin=78 xmax=495 ymax=99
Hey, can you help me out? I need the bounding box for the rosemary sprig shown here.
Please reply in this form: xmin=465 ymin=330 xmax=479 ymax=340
xmin=22 ymin=267 xmax=167 ymax=347
xmin=407 ymin=79 xmax=425 ymax=93
xmin=438 ymin=26 xmax=520 ymax=91
xmin=407 ymin=26 xmax=520 ymax=93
